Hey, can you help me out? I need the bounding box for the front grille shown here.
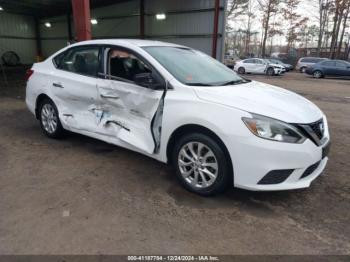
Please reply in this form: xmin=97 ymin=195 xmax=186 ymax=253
xmin=296 ymin=119 xmax=325 ymax=146
xmin=309 ymin=119 xmax=324 ymax=139
xmin=300 ymin=161 xmax=321 ymax=179
xmin=258 ymin=169 xmax=294 ymax=185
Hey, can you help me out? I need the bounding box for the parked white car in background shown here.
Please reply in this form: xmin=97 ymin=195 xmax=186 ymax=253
xmin=234 ymin=58 xmax=286 ymax=76
xmin=26 ymin=39 xmax=330 ymax=196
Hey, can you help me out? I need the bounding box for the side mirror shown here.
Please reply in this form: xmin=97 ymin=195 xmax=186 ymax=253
xmin=134 ymin=73 xmax=163 ymax=90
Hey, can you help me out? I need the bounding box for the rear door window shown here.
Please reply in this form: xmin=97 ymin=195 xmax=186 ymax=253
xmin=54 ymin=46 xmax=101 ymax=77
xmin=302 ymin=58 xmax=312 ymax=63
xmin=322 ymin=61 xmax=336 ymax=67
xmin=244 ymin=59 xmax=254 ymax=64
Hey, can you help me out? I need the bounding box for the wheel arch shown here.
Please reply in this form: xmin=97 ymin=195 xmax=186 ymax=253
xmin=166 ymin=124 xmax=233 ymax=175
xmin=313 ymin=69 xmax=324 ymax=76
xmin=238 ymin=66 xmax=245 ymax=73
xmin=266 ymin=66 xmax=274 ymax=74
xmin=299 ymin=66 xmax=306 ymax=72
xmin=35 ymin=93 xmax=52 ymax=119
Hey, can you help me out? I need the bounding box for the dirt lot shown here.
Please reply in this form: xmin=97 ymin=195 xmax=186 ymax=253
xmin=0 ymin=72 xmax=349 ymax=255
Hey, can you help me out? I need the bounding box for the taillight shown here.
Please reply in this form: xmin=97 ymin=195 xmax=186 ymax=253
xmin=25 ymin=69 xmax=34 ymax=82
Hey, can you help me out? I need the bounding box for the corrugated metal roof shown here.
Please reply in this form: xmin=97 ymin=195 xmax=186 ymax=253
xmin=0 ymin=0 xmax=131 ymax=17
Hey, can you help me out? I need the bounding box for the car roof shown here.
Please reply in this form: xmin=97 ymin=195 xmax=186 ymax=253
xmin=67 ymin=39 xmax=186 ymax=49
xmin=300 ymin=57 xmax=327 ymax=60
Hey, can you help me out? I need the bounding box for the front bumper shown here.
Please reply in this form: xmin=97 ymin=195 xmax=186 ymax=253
xmin=305 ymin=68 xmax=314 ymax=75
xmin=273 ymin=68 xmax=285 ymax=75
xmin=227 ymin=133 xmax=330 ymax=191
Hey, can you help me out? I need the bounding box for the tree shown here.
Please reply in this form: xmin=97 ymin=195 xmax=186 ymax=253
xmin=283 ymin=0 xmax=308 ymax=53
xmin=227 ymin=0 xmax=250 ymax=20
xmin=299 ymin=24 xmax=318 ymax=51
xmin=336 ymin=1 xmax=350 ymax=58
xmin=244 ymin=1 xmax=257 ymax=54
xmin=268 ymin=16 xmax=284 ymax=54
xmin=316 ymin=0 xmax=332 ymax=56
xmin=257 ymin=0 xmax=281 ymax=57
xmin=226 ymin=0 xmax=257 ymax=57
xmin=225 ymin=0 xmax=250 ymax=41
xmin=329 ymin=0 xmax=348 ymax=58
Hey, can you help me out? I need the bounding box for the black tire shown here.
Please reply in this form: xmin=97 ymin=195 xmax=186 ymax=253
xmin=300 ymin=67 xmax=306 ymax=73
xmin=172 ymin=133 xmax=232 ymax=196
xmin=238 ymin=67 xmax=245 ymax=74
xmin=266 ymin=67 xmax=274 ymax=76
xmin=39 ymin=98 xmax=65 ymax=138
xmin=313 ymin=70 xmax=323 ymax=79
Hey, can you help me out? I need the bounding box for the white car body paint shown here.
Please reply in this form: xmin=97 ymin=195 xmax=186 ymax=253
xmin=26 ymin=39 xmax=330 ymax=191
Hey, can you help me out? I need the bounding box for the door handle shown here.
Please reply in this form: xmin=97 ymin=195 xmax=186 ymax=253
xmin=53 ymin=82 xmax=63 ymax=88
xmin=100 ymin=94 xmax=120 ymax=99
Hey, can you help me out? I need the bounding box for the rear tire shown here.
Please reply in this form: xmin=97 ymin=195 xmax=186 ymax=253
xmin=39 ymin=98 xmax=65 ymax=138
xmin=172 ymin=133 xmax=231 ymax=196
xmin=300 ymin=67 xmax=306 ymax=73
xmin=238 ymin=67 xmax=245 ymax=74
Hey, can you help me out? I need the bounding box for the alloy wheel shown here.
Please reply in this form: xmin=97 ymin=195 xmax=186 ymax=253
xmin=313 ymin=71 xmax=322 ymax=79
xmin=267 ymin=68 xmax=274 ymax=76
xmin=178 ymin=142 xmax=218 ymax=189
xmin=41 ymin=104 xmax=58 ymax=134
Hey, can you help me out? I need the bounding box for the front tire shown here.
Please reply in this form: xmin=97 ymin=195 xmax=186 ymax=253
xmin=266 ymin=67 xmax=275 ymax=76
xmin=300 ymin=67 xmax=306 ymax=73
xmin=39 ymin=98 xmax=65 ymax=138
xmin=172 ymin=133 xmax=231 ymax=196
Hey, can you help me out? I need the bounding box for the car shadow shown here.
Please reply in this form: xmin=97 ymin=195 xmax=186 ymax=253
xmin=166 ymin=180 xmax=302 ymax=211
xmin=51 ymin=130 xmax=309 ymax=215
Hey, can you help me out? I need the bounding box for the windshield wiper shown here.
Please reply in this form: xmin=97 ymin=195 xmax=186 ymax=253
xmin=220 ymin=79 xmax=249 ymax=86
xmin=185 ymin=82 xmax=215 ymax=86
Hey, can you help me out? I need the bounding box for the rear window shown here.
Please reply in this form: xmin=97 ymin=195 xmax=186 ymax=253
xmin=336 ymin=61 xmax=349 ymax=68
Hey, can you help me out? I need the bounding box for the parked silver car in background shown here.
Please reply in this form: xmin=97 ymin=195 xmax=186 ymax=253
xmin=296 ymin=57 xmax=328 ymax=73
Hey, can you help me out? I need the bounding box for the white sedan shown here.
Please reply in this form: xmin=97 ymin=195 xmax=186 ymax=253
xmin=25 ymin=39 xmax=330 ymax=196
xmin=234 ymin=58 xmax=286 ymax=75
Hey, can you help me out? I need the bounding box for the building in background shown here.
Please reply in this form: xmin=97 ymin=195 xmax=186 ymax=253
xmin=0 ymin=0 xmax=227 ymax=65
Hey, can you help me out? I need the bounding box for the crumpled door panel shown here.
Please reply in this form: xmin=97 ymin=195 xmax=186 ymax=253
xmin=96 ymin=80 xmax=164 ymax=154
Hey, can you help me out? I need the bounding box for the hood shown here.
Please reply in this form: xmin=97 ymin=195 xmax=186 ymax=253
xmin=269 ymin=63 xmax=284 ymax=68
xmin=193 ymin=81 xmax=323 ymax=124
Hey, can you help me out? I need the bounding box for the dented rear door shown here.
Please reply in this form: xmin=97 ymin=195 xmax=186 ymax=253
xmin=51 ymin=45 xmax=101 ymax=133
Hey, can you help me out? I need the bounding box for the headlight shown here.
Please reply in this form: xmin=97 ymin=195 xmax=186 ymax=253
xmin=242 ymin=114 xmax=306 ymax=143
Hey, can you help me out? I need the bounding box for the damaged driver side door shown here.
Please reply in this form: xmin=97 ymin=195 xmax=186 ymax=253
xmin=95 ymin=46 xmax=166 ymax=154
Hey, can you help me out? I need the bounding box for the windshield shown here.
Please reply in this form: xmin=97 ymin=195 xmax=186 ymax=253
xmin=269 ymin=59 xmax=279 ymax=64
xmin=143 ymin=46 xmax=246 ymax=86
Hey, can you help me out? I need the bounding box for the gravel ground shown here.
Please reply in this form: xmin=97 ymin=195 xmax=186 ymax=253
xmin=0 ymin=72 xmax=349 ymax=255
